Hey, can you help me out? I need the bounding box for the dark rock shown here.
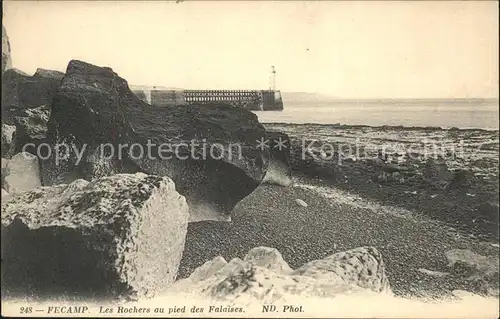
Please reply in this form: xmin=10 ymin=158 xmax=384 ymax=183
xmin=1 ymin=173 xmax=189 ymax=301
xmin=262 ymin=131 xmax=292 ymax=186
xmin=2 ymin=68 xmax=63 ymax=124
xmin=45 ymin=60 xmax=270 ymax=221
xmin=12 ymin=104 xmax=50 ymax=155
xmin=448 ymin=169 xmax=475 ymax=190
xmin=377 ymin=150 xmax=389 ymax=162
xmin=33 ymin=68 xmax=65 ymax=80
xmin=476 ymin=202 xmax=499 ymax=221
xmin=422 ymin=157 xmax=452 ymax=189
xmin=382 ymin=163 xmax=409 ymax=173
xmin=289 ymin=139 xmax=341 ymax=181
xmin=374 ymin=171 xmax=407 ymax=184
xmin=39 ymin=136 xmax=137 ymax=187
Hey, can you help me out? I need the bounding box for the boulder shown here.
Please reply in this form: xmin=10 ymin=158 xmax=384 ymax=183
xmin=2 ymin=25 xmax=12 ymax=73
xmin=295 ymin=198 xmax=308 ymax=207
xmin=12 ymin=104 xmax=51 ymax=155
xmin=2 ymin=152 xmax=41 ymax=195
xmin=422 ymin=157 xmax=452 ymax=189
xmin=33 ymin=68 xmax=65 ymax=80
xmin=448 ymin=169 xmax=475 ymax=190
xmin=262 ymin=131 xmax=293 ymax=186
xmin=289 ymin=139 xmax=341 ymax=181
xmin=445 ymin=249 xmax=499 ymax=281
xmin=476 ymin=201 xmax=499 ymax=222
xmin=2 ymin=68 xmax=63 ymax=124
xmin=39 ymin=135 xmax=98 ymax=186
xmin=1 ymin=124 xmax=16 ymax=158
xmin=1 ymin=173 xmax=189 ymax=300
xmin=292 ymin=246 xmax=391 ymax=293
xmin=168 ymin=246 xmax=391 ymax=303
xmin=45 ymin=60 xmax=270 ymax=221
xmin=243 ymin=246 xmax=293 ymax=274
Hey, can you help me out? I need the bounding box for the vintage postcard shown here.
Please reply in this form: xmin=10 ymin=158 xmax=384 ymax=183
xmin=1 ymin=0 xmax=499 ymax=318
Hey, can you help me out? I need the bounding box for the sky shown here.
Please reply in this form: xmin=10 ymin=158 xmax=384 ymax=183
xmin=2 ymin=1 xmax=499 ymax=98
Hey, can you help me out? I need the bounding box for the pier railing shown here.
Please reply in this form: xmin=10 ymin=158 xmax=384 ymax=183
xmin=133 ymin=89 xmax=283 ymax=111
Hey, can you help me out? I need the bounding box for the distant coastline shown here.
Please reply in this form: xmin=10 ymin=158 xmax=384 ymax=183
xmin=254 ymin=98 xmax=499 ymax=130
xmin=280 ymin=95 xmax=499 ymax=105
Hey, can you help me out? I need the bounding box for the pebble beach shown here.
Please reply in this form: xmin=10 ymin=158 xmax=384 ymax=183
xmin=179 ymin=122 xmax=500 ymax=301
xmin=179 ymin=173 xmax=499 ymax=299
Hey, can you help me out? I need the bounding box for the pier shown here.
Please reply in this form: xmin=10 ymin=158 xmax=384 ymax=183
xmin=144 ymin=89 xmax=283 ymax=111
xmin=132 ymin=66 xmax=284 ymax=111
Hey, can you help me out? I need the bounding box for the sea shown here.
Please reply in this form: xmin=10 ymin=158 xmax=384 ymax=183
xmin=254 ymin=98 xmax=499 ymax=130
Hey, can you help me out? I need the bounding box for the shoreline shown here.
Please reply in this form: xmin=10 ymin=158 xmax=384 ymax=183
xmin=258 ymin=121 xmax=500 ymax=132
xmin=263 ymin=122 xmax=499 ymax=242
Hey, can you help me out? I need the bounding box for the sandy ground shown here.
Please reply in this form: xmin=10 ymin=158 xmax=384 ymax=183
xmin=178 ymin=173 xmax=499 ymax=300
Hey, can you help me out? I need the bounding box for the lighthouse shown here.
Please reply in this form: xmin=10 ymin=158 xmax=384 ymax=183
xmin=270 ymin=65 xmax=276 ymax=92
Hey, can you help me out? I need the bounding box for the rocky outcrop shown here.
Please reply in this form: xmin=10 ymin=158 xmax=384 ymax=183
xmin=446 ymin=249 xmax=499 ymax=297
xmin=262 ymin=131 xmax=292 ymax=186
xmin=288 ymin=138 xmax=343 ymax=181
xmin=2 ymin=25 xmax=12 ymax=73
xmin=12 ymin=104 xmax=50 ymax=155
xmin=446 ymin=249 xmax=499 ymax=280
xmin=448 ymin=169 xmax=475 ymax=190
xmin=422 ymin=157 xmax=453 ymax=189
xmin=168 ymin=246 xmax=391 ymax=303
xmin=1 ymin=124 xmax=16 ymax=158
xmin=2 ymin=152 xmax=41 ymax=195
xmin=45 ymin=60 xmax=270 ymax=221
xmin=2 ymin=68 xmax=63 ymax=124
xmin=476 ymin=201 xmax=499 ymax=223
xmin=1 ymin=173 xmax=189 ymax=300
xmin=292 ymin=246 xmax=390 ymax=292
xmin=243 ymin=246 xmax=294 ymax=274
xmin=33 ymin=68 xmax=65 ymax=80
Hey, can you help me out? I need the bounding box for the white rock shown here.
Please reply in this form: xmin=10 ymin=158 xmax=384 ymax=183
xmin=244 ymin=246 xmax=293 ymax=274
xmin=170 ymin=256 xmax=228 ymax=293
xmin=167 ymin=246 xmax=392 ymax=304
xmin=3 ymin=152 xmax=41 ymax=195
xmin=293 ymin=246 xmax=391 ymax=294
xmin=295 ymin=198 xmax=308 ymax=207
xmin=1 ymin=173 xmax=189 ymax=300
xmin=418 ymin=268 xmax=449 ymax=277
xmin=185 ymin=256 xmax=228 ymax=283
